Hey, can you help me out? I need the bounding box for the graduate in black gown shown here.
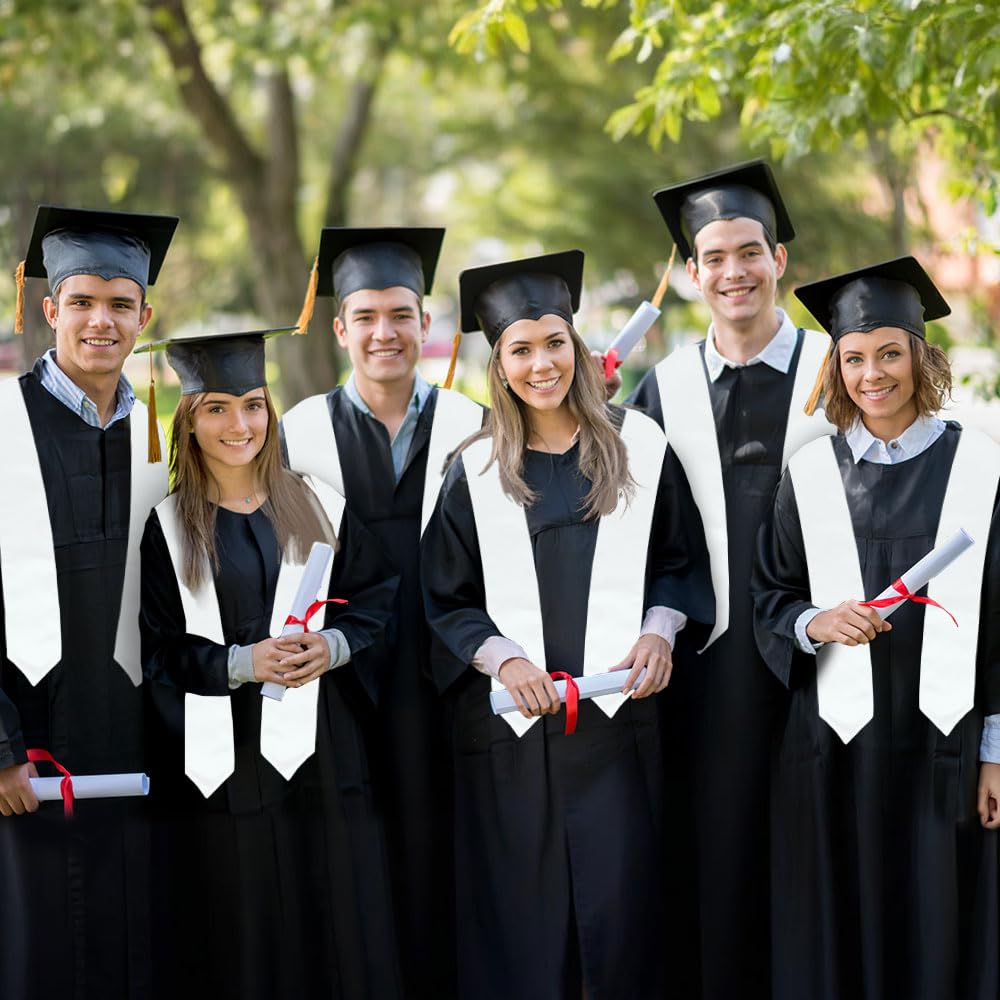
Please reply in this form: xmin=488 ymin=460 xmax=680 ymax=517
xmin=626 ymin=161 xmax=834 ymax=1000
xmin=752 ymin=258 xmax=1000 ymax=1000
xmin=138 ymin=329 xmax=402 ymax=999
xmin=0 ymin=206 xmax=176 ymax=1000
xmin=281 ymin=228 xmax=483 ymax=997
xmin=422 ymin=250 xmax=713 ymax=1000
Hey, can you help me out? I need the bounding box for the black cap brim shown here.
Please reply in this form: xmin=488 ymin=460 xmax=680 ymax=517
xmin=794 ymin=256 xmax=950 ymax=341
xmin=652 ymin=159 xmax=793 ymax=260
xmin=24 ymin=205 xmax=179 ymax=285
xmin=316 ymin=227 xmax=445 ymax=299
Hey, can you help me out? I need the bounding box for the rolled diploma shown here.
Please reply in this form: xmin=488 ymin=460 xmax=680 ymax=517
xmin=607 ymin=301 xmax=662 ymax=363
xmin=31 ymin=773 xmax=149 ymax=800
xmin=869 ymin=528 xmax=974 ymax=620
xmin=490 ymin=668 xmax=647 ymax=716
xmin=261 ymin=542 xmax=335 ymax=702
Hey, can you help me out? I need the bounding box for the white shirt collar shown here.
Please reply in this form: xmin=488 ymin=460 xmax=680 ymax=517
xmin=703 ymin=308 xmax=798 ymax=383
xmin=845 ymin=413 xmax=947 ymax=465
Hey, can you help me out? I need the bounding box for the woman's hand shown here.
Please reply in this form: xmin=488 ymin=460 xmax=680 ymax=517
xmin=612 ymin=634 xmax=673 ymax=699
xmin=978 ymin=762 xmax=1000 ymax=829
xmin=497 ymin=658 xmax=562 ymax=720
xmin=806 ymin=601 xmax=892 ymax=646
xmin=0 ymin=761 xmax=39 ymax=817
xmin=252 ymin=635 xmax=330 ymax=687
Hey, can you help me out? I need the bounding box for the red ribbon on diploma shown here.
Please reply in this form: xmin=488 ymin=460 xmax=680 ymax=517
xmin=548 ymin=672 xmax=579 ymax=736
xmin=26 ymin=748 xmax=74 ymax=817
xmin=861 ymin=579 xmax=958 ymax=627
xmin=603 ymin=348 xmax=622 ymax=383
xmin=284 ymin=598 xmax=348 ymax=632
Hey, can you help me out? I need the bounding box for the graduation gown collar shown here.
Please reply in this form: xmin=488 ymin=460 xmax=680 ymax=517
xmin=0 ymin=376 xmax=167 ymax=686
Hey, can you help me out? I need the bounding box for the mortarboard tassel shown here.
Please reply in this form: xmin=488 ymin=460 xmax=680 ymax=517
xmin=294 ymin=256 xmax=319 ymax=335
xmin=14 ymin=260 xmax=26 ymax=335
xmin=147 ymin=349 xmax=162 ymax=464
xmin=443 ymin=330 xmax=462 ymax=390
xmin=651 ymin=244 xmax=677 ymax=309
xmin=803 ymin=344 xmax=831 ymax=416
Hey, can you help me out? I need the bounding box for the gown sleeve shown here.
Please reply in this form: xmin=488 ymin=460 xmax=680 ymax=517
xmin=320 ymin=506 xmax=399 ymax=706
xmin=0 ymin=663 xmax=25 ymax=769
xmin=751 ymin=469 xmax=821 ymax=689
xmin=978 ymin=483 xmax=1000 ymax=717
xmin=645 ymin=444 xmax=715 ymax=643
xmin=421 ymin=455 xmax=505 ymax=694
xmin=625 ymin=368 xmax=665 ymax=431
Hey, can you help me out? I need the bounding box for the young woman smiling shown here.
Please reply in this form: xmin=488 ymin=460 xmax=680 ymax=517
xmin=137 ymin=329 xmax=402 ymax=1000
xmin=422 ymin=251 xmax=713 ymax=1000
xmin=752 ymin=258 xmax=1000 ymax=1000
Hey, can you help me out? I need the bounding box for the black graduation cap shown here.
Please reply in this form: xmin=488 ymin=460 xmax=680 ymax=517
xmin=794 ymin=257 xmax=950 ymax=343
xmin=136 ymin=327 xmax=297 ymax=397
xmin=652 ymin=160 xmax=794 ymax=261
xmin=23 ymin=205 xmax=178 ymax=292
xmin=316 ymin=227 xmax=445 ymax=302
xmin=459 ymin=250 xmax=584 ymax=347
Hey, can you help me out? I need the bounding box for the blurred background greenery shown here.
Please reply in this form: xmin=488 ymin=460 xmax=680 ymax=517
xmin=1 ymin=0 xmax=997 ymax=414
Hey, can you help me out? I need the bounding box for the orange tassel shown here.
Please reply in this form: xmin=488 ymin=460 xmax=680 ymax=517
xmin=294 ymin=256 xmax=319 ymax=335
xmin=651 ymin=244 xmax=678 ymax=310
xmin=147 ymin=351 xmax=162 ymax=463
xmin=14 ymin=260 xmax=26 ymax=335
xmin=443 ymin=330 xmax=462 ymax=390
xmin=803 ymin=343 xmax=831 ymax=416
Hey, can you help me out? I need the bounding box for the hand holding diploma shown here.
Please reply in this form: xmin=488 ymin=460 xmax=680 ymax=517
xmin=612 ymin=633 xmax=673 ymax=698
xmin=491 ymin=666 xmax=651 ymax=716
xmin=496 ymin=658 xmax=562 ymax=719
xmin=0 ymin=761 xmax=39 ymax=816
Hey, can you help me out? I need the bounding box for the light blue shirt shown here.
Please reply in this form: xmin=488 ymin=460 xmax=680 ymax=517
xmin=343 ymin=370 xmax=433 ymax=481
xmin=790 ymin=414 xmax=1000 ymax=762
xmin=37 ymin=348 xmax=135 ymax=429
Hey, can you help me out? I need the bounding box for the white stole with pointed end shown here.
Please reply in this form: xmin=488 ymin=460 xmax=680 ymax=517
xmin=789 ymin=429 xmax=999 ymax=743
xmin=655 ymin=328 xmax=834 ymax=650
xmin=156 ymin=477 xmax=345 ymax=797
xmin=0 ymin=380 xmax=167 ymax=687
xmin=465 ymin=409 xmax=666 ymax=736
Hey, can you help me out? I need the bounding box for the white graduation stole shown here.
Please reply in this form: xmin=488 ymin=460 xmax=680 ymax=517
xmin=464 ymin=409 xmax=666 ymax=737
xmin=0 ymin=379 xmax=167 ymax=686
xmin=282 ymin=385 xmax=483 ymax=537
xmin=654 ymin=328 xmax=834 ymax=649
xmin=789 ymin=429 xmax=1000 ymax=743
xmin=155 ymin=476 xmax=346 ymax=797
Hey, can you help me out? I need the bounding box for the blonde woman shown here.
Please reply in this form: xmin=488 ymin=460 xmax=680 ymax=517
xmin=422 ymin=251 xmax=713 ymax=999
xmin=753 ymin=258 xmax=1000 ymax=1000
xmin=138 ymin=329 xmax=402 ymax=1000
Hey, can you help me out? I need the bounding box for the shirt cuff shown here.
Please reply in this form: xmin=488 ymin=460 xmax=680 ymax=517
xmin=794 ymin=608 xmax=824 ymax=655
xmin=980 ymin=715 xmax=1000 ymax=764
xmin=319 ymin=628 xmax=351 ymax=670
xmin=227 ymin=644 xmax=256 ymax=688
xmin=472 ymin=636 xmax=528 ymax=680
xmin=640 ymin=606 xmax=687 ymax=649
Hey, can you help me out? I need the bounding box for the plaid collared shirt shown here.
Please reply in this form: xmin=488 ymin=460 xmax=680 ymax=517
xmin=37 ymin=348 xmax=135 ymax=428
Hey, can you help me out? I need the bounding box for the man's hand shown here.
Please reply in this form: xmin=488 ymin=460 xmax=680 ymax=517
xmin=497 ymin=658 xmax=562 ymax=720
xmin=0 ymin=761 xmax=39 ymax=817
xmin=806 ymin=601 xmax=891 ymax=646
xmin=269 ymin=633 xmax=333 ymax=687
xmin=612 ymin=634 xmax=673 ymax=698
xmin=978 ymin=762 xmax=1000 ymax=829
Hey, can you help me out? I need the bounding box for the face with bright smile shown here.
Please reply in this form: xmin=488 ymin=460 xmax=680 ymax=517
xmin=43 ymin=273 xmax=152 ymax=383
xmin=497 ymin=315 xmax=575 ymax=414
xmin=334 ymin=286 xmax=429 ymax=393
xmin=190 ymin=387 xmax=269 ymax=477
xmin=838 ymin=327 xmax=918 ymax=440
xmin=687 ymin=216 xmax=787 ymax=329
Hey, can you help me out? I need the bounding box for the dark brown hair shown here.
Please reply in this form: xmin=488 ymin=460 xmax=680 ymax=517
xmin=169 ymin=388 xmax=336 ymax=590
xmin=823 ymin=332 xmax=953 ymax=433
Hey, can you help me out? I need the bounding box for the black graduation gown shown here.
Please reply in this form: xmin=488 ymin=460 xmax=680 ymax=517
xmin=752 ymin=424 xmax=1000 ymax=1000
xmin=0 ymin=370 xmax=152 ymax=1000
xmin=140 ymin=503 xmax=403 ymax=1000
xmin=628 ymin=339 xmax=805 ymax=1000
xmin=421 ymin=427 xmax=713 ymax=1000
xmin=282 ymin=385 xmax=470 ymax=997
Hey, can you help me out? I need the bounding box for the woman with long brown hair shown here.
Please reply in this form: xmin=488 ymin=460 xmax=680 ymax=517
xmin=421 ymin=251 xmax=713 ymax=999
xmin=752 ymin=258 xmax=1000 ymax=1000
xmin=138 ymin=329 xmax=402 ymax=1000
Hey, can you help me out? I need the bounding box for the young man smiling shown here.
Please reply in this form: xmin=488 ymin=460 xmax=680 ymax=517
xmin=628 ymin=162 xmax=834 ymax=1000
xmin=0 ymin=205 xmax=176 ymax=999
xmin=281 ymin=228 xmax=482 ymax=1000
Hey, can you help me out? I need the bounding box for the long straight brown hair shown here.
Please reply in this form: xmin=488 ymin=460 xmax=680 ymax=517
xmin=170 ymin=388 xmax=336 ymax=590
xmin=459 ymin=323 xmax=634 ymax=518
